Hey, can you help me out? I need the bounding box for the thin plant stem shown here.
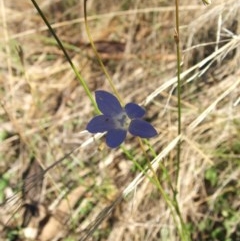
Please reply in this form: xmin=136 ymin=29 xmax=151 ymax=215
xmin=138 ymin=138 xmax=188 ymax=239
xmin=174 ymin=0 xmax=182 ymax=190
xmin=30 ymin=0 xmax=98 ymax=113
xmin=138 ymin=138 xmax=159 ymax=183
xmin=83 ymin=0 xmax=122 ymax=103
xmin=121 ymin=145 xmax=156 ymax=185
xmin=174 ymin=1 xmax=190 ymax=240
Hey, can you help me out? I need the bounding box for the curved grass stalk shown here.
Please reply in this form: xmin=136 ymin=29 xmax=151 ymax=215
xmin=83 ymin=0 xmax=122 ymax=103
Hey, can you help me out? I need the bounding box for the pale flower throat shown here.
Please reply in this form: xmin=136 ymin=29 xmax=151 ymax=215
xmin=114 ymin=112 xmax=131 ymax=130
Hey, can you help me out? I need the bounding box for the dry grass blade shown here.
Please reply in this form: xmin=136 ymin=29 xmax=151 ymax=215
xmin=188 ymin=76 xmax=240 ymax=130
xmin=145 ymin=36 xmax=240 ymax=106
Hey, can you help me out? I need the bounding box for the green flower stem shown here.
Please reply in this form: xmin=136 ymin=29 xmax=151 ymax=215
xmin=174 ymin=0 xmax=190 ymax=240
xmin=175 ymin=0 xmax=182 ymax=190
xmin=30 ymin=0 xmax=98 ymax=113
xmin=83 ymin=0 xmax=122 ymax=104
xmin=121 ymin=145 xmax=156 ymax=185
xmin=138 ymin=138 xmax=188 ymax=239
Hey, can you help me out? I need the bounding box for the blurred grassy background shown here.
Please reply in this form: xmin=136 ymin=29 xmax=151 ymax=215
xmin=0 ymin=0 xmax=240 ymax=240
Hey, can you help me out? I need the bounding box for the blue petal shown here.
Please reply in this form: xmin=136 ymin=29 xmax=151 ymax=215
xmin=96 ymin=90 xmax=123 ymax=116
xmin=129 ymin=119 xmax=158 ymax=138
xmin=106 ymin=129 xmax=127 ymax=148
xmin=86 ymin=115 xmax=115 ymax=133
xmin=125 ymin=103 xmax=145 ymax=119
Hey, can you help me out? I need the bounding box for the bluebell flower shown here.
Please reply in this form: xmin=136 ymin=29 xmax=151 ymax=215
xmin=86 ymin=90 xmax=158 ymax=148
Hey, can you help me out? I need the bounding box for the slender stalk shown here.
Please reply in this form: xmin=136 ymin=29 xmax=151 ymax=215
xmin=30 ymin=0 xmax=98 ymax=112
xmin=121 ymin=145 xmax=156 ymax=185
xmin=83 ymin=0 xmax=122 ymax=103
xmin=138 ymin=138 xmax=159 ymax=184
xmin=174 ymin=0 xmax=182 ymax=190
xmin=174 ymin=1 xmax=190 ymax=240
xmin=138 ymin=138 xmax=188 ymax=238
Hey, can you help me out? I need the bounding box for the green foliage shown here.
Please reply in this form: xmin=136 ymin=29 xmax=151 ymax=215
xmin=198 ymin=137 xmax=240 ymax=240
xmin=205 ymin=167 xmax=218 ymax=187
xmin=63 ymin=238 xmax=76 ymax=241
xmin=130 ymin=155 xmax=148 ymax=173
xmin=78 ymin=200 xmax=94 ymax=216
xmin=197 ymin=190 xmax=240 ymax=241
xmin=6 ymin=228 xmax=19 ymax=241
xmin=0 ymin=130 xmax=8 ymax=142
xmin=0 ymin=173 xmax=9 ymax=202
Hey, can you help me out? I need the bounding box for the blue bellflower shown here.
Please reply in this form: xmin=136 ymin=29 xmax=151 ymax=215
xmin=86 ymin=90 xmax=158 ymax=148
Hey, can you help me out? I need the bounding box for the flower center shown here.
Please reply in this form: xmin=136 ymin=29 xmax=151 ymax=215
xmin=114 ymin=112 xmax=131 ymax=130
